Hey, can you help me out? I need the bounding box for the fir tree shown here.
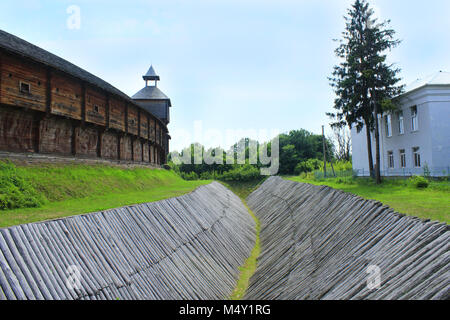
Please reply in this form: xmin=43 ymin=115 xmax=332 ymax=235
xmin=328 ymin=0 xmax=403 ymax=183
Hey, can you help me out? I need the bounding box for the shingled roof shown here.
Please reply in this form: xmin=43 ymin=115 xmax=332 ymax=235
xmin=0 ymin=29 xmax=140 ymax=102
xmin=132 ymin=86 xmax=170 ymax=102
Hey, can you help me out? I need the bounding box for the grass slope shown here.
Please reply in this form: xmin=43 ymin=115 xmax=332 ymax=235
xmin=0 ymin=161 xmax=209 ymax=228
xmin=286 ymin=176 xmax=450 ymax=224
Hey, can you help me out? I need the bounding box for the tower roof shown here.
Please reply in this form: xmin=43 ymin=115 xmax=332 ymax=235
xmin=132 ymin=86 xmax=170 ymax=103
xmin=143 ymin=65 xmax=160 ymax=81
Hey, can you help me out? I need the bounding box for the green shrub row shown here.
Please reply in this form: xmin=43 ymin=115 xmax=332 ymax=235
xmin=180 ymin=164 xmax=261 ymax=182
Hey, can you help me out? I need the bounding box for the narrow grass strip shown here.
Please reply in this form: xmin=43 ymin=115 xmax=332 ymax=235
xmin=229 ymin=201 xmax=261 ymax=300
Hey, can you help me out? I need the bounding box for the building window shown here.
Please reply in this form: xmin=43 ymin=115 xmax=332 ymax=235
xmin=94 ymin=105 xmax=99 ymax=113
xmin=413 ymin=147 xmax=421 ymax=168
xmin=397 ymin=111 xmax=404 ymax=135
xmin=385 ymin=114 xmax=392 ymax=137
xmin=19 ymin=81 xmax=31 ymax=94
xmin=400 ymin=149 xmax=406 ymax=168
xmin=388 ymin=151 xmax=394 ymax=169
xmin=411 ymin=106 xmax=418 ymax=131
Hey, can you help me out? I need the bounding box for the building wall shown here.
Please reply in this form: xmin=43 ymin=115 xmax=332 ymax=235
xmin=135 ymin=100 xmax=169 ymax=124
xmin=429 ymin=101 xmax=450 ymax=171
xmin=132 ymin=138 xmax=142 ymax=162
xmin=0 ymin=106 xmax=35 ymax=152
xmin=0 ymin=54 xmax=47 ymax=113
xmin=119 ymin=135 xmax=133 ymax=161
xmin=143 ymin=142 xmax=149 ymax=163
xmin=85 ymin=86 xmax=107 ymax=126
xmin=74 ymin=126 xmax=98 ymax=157
xmin=51 ymin=71 xmax=83 ymax=120
xmin=39 ymin=117 xmax=73 ymax=155
xmin=101 ymin=131 xmax=119 ymax=160
xmin=109 ymin=97 xmax=126 ymax=132
xmin=352 ymin=85 xmax=450 ymax=177
xmin=0 ymin=50 xmax=168 ymax=165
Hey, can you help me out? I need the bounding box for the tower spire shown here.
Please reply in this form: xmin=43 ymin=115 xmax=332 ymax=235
xmin=143 ymin=65 xmax=160 ymax=87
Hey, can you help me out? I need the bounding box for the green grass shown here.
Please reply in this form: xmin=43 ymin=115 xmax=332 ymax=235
xmin=220 ymin=180 xmax=264 ymax=300
xmin=220 ymin=179 xmax=266 ymax=201
xmin=0 ymin=160 xmax=210 ymax=228
xmin=286 ymin=176 xmax=450 ymax=224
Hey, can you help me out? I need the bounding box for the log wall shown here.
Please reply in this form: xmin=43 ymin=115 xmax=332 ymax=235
xmin=245 ymin=177 xmax=449 ymax=300
xmin=0 ymin=50 xmax=168 ymax=165
xmin=0 ymin=106 xmax=35 ymax=152
xmin=0 ymin=182 xmax=255 ymax=300
xmin=39 ymin=117 xmax=73 ymax=155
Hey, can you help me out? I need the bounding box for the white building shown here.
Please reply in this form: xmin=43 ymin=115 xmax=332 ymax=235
xmin=352 ymin=71 xmax=450 ymax=177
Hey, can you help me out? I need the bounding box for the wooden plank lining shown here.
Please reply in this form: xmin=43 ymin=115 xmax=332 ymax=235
xmin=0 ymin=182 xmax=255 ymax=300
xmin=245 ymin=177 xmax=450 ymax=300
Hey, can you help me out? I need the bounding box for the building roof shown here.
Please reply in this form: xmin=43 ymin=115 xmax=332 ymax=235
xmin=0 ymin=29 xmax=133 ymax=102
xmin=132 ymin=85 xmax=171 ymax=105
xmin=404 ymin=71 xmax=450 ymax=94
xmin=143 ymin=65 xmax=160 ymax=81
xmin=0 ymin=29 xmax=167 ymax=127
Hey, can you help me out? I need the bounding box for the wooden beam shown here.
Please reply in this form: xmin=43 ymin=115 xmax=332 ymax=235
xmin=147 ymin=141 xmax=152 ymax=163
xmin=106 ymin=93 xmax=110 ymax=129
xmin=147 ymin=114 xmax=150 ymax=141
xmin=46 ymin=68 xmax=52 ymax=114
xmin=137 ymin=108 xmax=141 ymax=137
xmin=71 ymin=120 xmax=77 ymax=156
xmin=97 ymin=127 xmax=103 ymax=158
xmin=32 ymin=112 xmax=44 ymax=153
xmin=117 ymin=133 xmax=122 ymax=161
xmin=0 ymin=51 xmax=3 ymax=103
xmin=154 ymin=119 xmax=157 ymax=147
xmin=81 ymin=82 xmax=86 ymax=124
xmin=125 ymin=103 xmax=129 ymax=133
xmin=130 ymin=136 xmax=134 ymax=162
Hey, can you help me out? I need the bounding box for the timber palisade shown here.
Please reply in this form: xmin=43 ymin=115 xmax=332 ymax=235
xmin=0 ymin=29 xmax=170 ymax=165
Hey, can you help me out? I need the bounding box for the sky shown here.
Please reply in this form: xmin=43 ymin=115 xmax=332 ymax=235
xmin=1 ymin=0 xmax=449 ymax=151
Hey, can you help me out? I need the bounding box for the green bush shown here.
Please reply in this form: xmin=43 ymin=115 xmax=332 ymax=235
xmin=332 ymin=160 xmax=353 ymax=172
xmin=200 ymin=171 xmax=213 ymax=180
xmin=409 ymin=176 xmax=429 ymax=189
xmin=295 ymin=159 xmax=323 ymax=175
xmin=218 ymin=165 xmax=261 ymax=182
xmin=180 ymin=171 xmax=199 ymax=181
xmin=0 ymin=161 xmax=46 ymax=210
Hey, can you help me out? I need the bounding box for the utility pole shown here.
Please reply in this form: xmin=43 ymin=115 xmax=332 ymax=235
xmin=322 ymin=125 xmax=327 ymax=178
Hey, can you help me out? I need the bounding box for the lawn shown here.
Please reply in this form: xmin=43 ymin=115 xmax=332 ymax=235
xmin=286 ymin=176 xmax=450 ymax=224
xmin=0 ymin=161 xmax=210 ymax=228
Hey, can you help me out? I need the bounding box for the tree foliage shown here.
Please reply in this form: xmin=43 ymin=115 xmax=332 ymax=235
xmin=169 ymin=129 xmax=335 ymax=180
xmin=328 ymin=0 xmax=403 ymax=181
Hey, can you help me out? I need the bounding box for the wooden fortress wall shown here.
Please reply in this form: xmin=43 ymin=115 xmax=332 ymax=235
xmin=0 ymin=50 xmax=168 ymax=164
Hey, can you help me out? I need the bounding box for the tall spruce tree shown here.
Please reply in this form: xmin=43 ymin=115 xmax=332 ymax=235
xmin=328 ymin=0 xmax=403 ymax=183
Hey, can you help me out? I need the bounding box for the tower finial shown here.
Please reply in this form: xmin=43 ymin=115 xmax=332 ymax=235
xmin=143 ymin=65 xmax=160 ymax=87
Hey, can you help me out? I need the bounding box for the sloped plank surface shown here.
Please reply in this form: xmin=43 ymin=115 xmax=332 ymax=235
xmin=245 ymin=177 xmax=449 ymax=300
xmin=0 ymin=182 xmax=255 ymax=300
